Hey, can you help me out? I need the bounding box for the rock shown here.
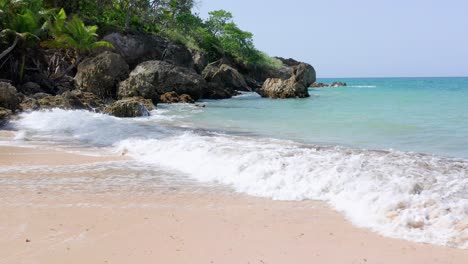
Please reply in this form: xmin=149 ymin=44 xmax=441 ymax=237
xmin=311 ymin=82 xmax=329 ymax=88
xmin=0 ymin=82 xmax=20 ymax=110
xmin=202 ymin=63 xmax=250 ymax=92
xmin=160 ymin=91 xmax=195 ymax=104
xmin=32 ymin=93 xmax=51 ymax=100
xmin=32 ymin=90 xmax=102 ymax=110
xmin=191 ymin=50 xmax=208 ymax=74
xmin=256 ymin=63 xmax=315 ymax=99
xmin=104 ymin=97 xmax=154 ymax=118
xmin=202 ymin=83 xmax=239 ymax=99
xmin=55 ymin=75 xmax=76 ymax=94
xmin=103 ymin=33 xmax=193 ymax=68
xmin=75 ymin=51 xmax=129 ymax=99
xmin=118 ymin=60 xmax=205 ymax=102
xmin=20 ymin=97 xmax=40 ymax=111
xmin=331 ymin=82 xmax=347 ymax=87
xmin=257 ymin=78 xmax=309 ymax=99
xmin=20 ymin=82 xmax=42 ymax=95
xmin=0 ymin=107 xmax=12 ymax=126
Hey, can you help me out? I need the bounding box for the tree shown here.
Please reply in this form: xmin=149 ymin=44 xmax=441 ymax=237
xmin=41 ymin=9 xmax=113 ymax=79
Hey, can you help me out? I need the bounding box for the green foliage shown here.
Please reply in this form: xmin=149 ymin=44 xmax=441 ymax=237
xmin=42 ymin=9 xmax=113 ymax=54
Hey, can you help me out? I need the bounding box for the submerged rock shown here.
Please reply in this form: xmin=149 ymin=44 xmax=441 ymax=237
xmin=75 ymin=51 xmax=129 ymax=99
xmin=104 ymin=97 xmax=154 ymax=118
xmin=0 ymin=82 xmax=20 ymax=111
xmin=311 ymin=82 xmax=329 ymax=88
xmin=331 ymin=82 xmax=347 ymax=87
xmin=160 ymin=91 xmax=195 ymax=104
xmin=118 ymin=60 xmax=205 ymax=102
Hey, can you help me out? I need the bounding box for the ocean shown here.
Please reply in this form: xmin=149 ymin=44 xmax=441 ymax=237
xmin=2 ymin=77 xmax=468 ymax=248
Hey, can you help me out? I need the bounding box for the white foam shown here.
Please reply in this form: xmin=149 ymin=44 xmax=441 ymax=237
xmin=8 ymin=109 xmax=468 ymax=248
xmin=116 ymin=132 xmax=468 ymax=249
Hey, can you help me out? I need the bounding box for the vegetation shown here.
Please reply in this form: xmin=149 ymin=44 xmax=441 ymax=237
xmin=0 ymin=0 xmax=281 ymax=83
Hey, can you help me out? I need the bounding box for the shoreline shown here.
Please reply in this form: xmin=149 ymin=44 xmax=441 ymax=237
xmin=0 ymin=144 xmax=467 ymax=263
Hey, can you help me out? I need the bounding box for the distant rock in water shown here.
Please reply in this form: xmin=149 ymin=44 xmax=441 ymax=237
xmin=311 ymin=82 xmax=330 ymax=88
xmin=256 ymin=63 xmax=315 ymax=99
xmin=331 ymin=82 xmax=347 ymax=87
xmin=160 ymin=91 xmax=195 ymax=104
xmin=104 ymin=97 xmax=154 ymax=118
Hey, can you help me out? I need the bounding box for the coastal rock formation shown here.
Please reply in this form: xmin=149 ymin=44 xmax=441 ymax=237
xmin=311 ymin=82 xmax=330 ymax=88
xmin=103 ymin=33 xmax=193 ymax=68
xmin=202 ymin=84 xmax=239 ymax=99
xmin=118 ymin=60 xmax=205 ymax=102
xmin=160 ymin=92 xmax=195 ymax=104
xmin=0 ymin=107 xmax=11 ymax=126
xmin=21 ymin=90 xmax=105 ymax=111
xmin=20 ymin=82 xmax=42 ymax=95
xmin=331 ymin=82 xmax=347 ymax=87
xmin=203 ymin=63 xmax=250 ymax=92
xmin=191 ymin=50 xmax=208 ymax=74
xmin=75 ymin=51 xmax=129 ymax=99
xmin=104 ymin=97 xmax=154 ymax=118
xmin=256 ymin=63 xmax=316 ymax=99
xmin=0 ymin=82 xmax=20 ymax=111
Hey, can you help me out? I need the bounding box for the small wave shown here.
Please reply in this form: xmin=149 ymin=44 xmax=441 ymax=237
xmin=348 ymin=85 xmax=377 ymax=88
xmin=116 ymin=132 xmax=468 ymax=249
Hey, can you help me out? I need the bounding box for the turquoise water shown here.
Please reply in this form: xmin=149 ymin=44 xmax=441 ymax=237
xmin=169 ymin=77 xmax=468 ymax=158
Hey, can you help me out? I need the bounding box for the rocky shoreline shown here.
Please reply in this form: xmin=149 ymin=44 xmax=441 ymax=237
xmin=0 ymin=31 xmax=345 ymax=124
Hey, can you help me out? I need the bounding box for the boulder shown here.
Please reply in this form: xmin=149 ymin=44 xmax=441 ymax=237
xmin=202 ymin=83 xmax=240 ymax=99
xmin=257 ymin=78 xmax=309 ymax=99
xmin=0 ymin=82 xmax=20 ymax=110
xmin=0 ymin=107 xmax=11 ymax=126
xmin=20 ymin=82 xmax=42 ymax=95
xmin=331 ymin=82 xmax=347 ymax=87
xmin=160 ymin=91 xmax=195 ymax=104
xmin=75 ymin=51 xmax=129 ymax=99
xmin=202 ymin=63 xmax=250 ymax=92
xmin=103 ymin=33 xmax=193 ymax=68
xmin=256 ymin=63 xmax=316 ymax=99
xmin=28 ymin=90 xmax=104 ymax=111
xmin=104 ymin=97 xmax=154 ymax=118
xmin=311 ymin=82 xmax=329 ymax=88
xmin=118 ymin=60 xmax=205 ymax=102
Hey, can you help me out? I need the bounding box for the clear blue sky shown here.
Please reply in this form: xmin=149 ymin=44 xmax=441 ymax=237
xmin=195 ymin=0 xmax=468 ymax=78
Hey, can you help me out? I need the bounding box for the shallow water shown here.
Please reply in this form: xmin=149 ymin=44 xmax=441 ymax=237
xmin=2 ymin=77 xmax=468 ymax=248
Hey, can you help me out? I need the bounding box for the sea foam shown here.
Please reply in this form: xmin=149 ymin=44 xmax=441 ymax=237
xmin=10 ymin=109 xmax=468 ymax=248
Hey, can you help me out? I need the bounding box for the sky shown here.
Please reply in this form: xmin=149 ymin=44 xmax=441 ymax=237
xmin=195 ymin=0 xmax=468 ymax=78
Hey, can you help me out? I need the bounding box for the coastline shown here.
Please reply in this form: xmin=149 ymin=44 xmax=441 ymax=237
xmin=0 ymin=145 xmax=467 ymax=263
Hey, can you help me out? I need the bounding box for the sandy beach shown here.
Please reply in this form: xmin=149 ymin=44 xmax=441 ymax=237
xmin=0 ymin=144 xmax=467 ymax=264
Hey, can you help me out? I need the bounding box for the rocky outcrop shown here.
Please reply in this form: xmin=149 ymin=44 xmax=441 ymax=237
xmin=160 ymin=92 xmax=195 ymax=104
xmin=257 ymin=78 xmax=309 ymax=99
xmin=75 ymin=51 xmax=129 ymax=99
xmin=191 ymin=50 xmax=208 ymax=74
xmin=203 ymin=63 xmax=250 ymax=92
xmin=0 ymin=82 xmax=20 ymax=111
xmin=104 ymin=97 xmax=154 ymax=118
xmin=118 ymin=60 xmax=205 ymax=102
xmin=103 ymin=33 xmax=193 ymax=68
xmin=0 ymin=107 xmax=11 ymax=126
xmin=21 ymin=90 xmax=105 ymax=111
xmin=311 ymin=82 xmax=329 ymax=88
xmin=20 ymin=82 xmax=42 ymax=95
xmin=331 ymin=82 xmax=347 ymax=87
xmin=256 ymin=63 xmax=316 ymax=99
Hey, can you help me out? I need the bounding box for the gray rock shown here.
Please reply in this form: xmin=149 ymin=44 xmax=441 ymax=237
xmin=202 ymin=63 xmax=250 ymax=92
xmin=103 ymin=33 xmax=193 ymax=68
xmin=0 ymin=82 xmax=20 ymax=110
xmin=104 ymin=97 xmax=155 ymax=118
xmin=0 ymin=107 xmax=11 ymax=126
xmin=331 ymin=82 xmax=347 ymax=87
xmin=118 ymin=60 xmax=205 ymax=102
xmin=20 ymin=82 xmax=42 ymax=95
xmin=75 ymin=51 xmax=129 ymax=99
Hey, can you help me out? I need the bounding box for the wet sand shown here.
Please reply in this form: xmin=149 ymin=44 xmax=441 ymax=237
xmin=0 ymin=145 xmax=467 ymax=264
